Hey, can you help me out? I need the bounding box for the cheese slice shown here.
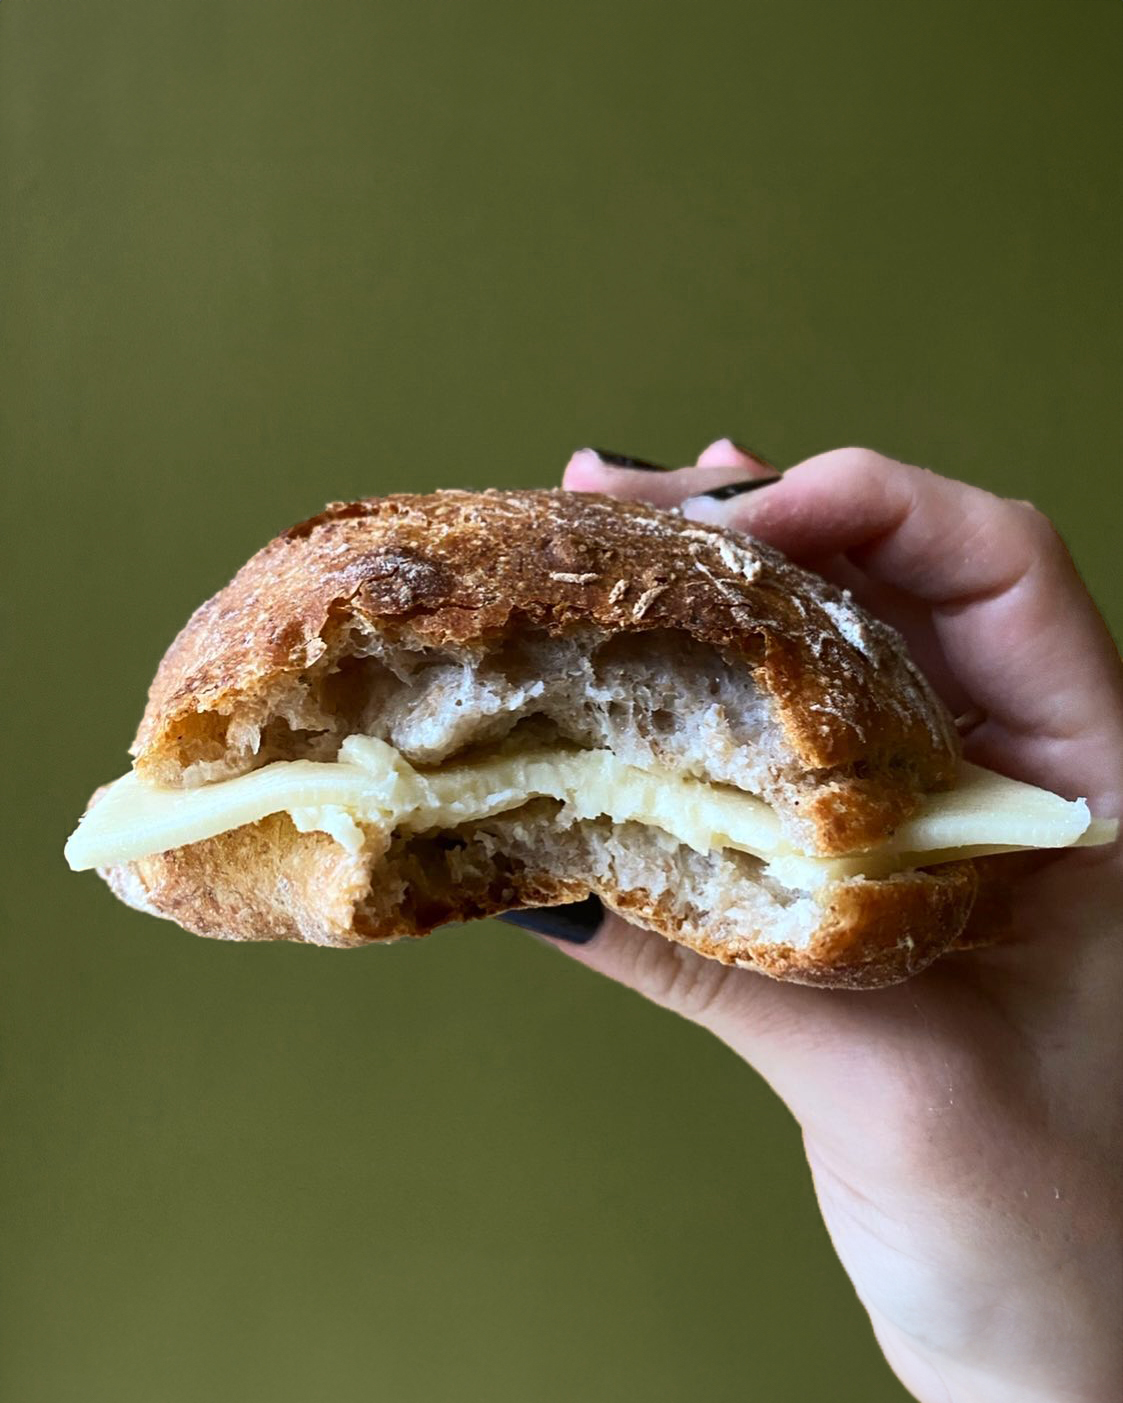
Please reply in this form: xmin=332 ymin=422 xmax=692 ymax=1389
xmin=64 ymin=737 xmax=1117 ymax=891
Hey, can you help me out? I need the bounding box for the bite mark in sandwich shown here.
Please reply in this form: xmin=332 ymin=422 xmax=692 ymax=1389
xmin=65 ymin=490 xmax=1117 ymax=988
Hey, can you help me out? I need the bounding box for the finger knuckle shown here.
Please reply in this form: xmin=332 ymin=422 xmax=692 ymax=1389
xmin=631 ymin=936 xmax=739 ymax=1022
xmin=1010 ymin=498 xmax=1062 ymax=550
xmin=831 ymin=446 xmax=893 ymax=477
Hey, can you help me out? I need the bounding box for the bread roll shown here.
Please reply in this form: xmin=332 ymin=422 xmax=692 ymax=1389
xmin=71 ymin=489 xmax=1099 ymax=988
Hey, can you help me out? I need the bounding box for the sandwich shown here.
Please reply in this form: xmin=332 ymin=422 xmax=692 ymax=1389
xmin=64 ymin=489 xmax=1117 ymax=988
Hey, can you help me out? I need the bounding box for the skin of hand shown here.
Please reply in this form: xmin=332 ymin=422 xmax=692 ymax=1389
xmin=548 ymin=443 xmax=1123 ymax=1403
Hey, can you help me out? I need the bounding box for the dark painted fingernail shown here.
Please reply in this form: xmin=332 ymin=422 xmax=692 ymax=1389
xmin=728 ymin=441 xmax=775 ymax=469
xmin=586 ymin=448 xmax=669 ymax=471
xmin=497 ymin=896 xmax=603 ymax=944
xmin=700 ymin=475 xmax=783 ymax=500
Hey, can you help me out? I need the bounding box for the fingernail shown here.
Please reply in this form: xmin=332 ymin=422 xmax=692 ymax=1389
xmin=586 ymin=448 xmax=669 ymax=472
xmin=698 ymin=475 xmax=782 ymax=500
xmin=727 ymin=441 xmax=775 ymax=469
xmin=496 ymin=896 xmax=603 ymax=944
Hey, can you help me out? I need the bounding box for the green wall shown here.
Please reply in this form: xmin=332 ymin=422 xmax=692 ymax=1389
xmin=2 ymin=3 xmax=1119 ymax=1400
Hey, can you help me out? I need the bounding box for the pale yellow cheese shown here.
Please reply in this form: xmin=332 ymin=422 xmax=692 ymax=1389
xmin=64 ymin=735 xmax=1117 ymax=891
xmin=64 ymin=739 xmax=783 ymax=872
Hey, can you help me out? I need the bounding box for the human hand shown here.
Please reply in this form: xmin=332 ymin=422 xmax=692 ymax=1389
xmin=521 ymin=443 xmax=1123 ymax=1403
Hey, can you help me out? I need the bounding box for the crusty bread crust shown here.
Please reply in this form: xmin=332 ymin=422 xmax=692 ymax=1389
xmin=732 ymin=865 xmax=979 ymax=988
xmin=102 ymin=811 xmax=979 ymax=990
xmin=132 ymin=490 xmax=958 ymax=854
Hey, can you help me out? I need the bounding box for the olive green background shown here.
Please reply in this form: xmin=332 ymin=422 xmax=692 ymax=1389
xmin=2 ymin=2 xmax=1119 ymax=1400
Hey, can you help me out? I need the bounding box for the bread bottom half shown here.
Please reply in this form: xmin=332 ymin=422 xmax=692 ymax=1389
xmin=103 ymin=799 xmax=980 ymax=989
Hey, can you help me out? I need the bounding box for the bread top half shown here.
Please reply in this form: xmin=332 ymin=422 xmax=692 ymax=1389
xmin=131 ymin=489 xmax=959 ymax=855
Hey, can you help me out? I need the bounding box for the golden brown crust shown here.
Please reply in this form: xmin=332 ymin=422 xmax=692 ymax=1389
xmin=729 ymin=863 xmax=979 ymax=988
xmin=131 ymin=490 xmax=958 ymax=854
xmin=102 ymin=814 xmax=381 ymax=947
xmin=947 ymin=850 xmax=1026 ymax=950
xmin=103 ymin=815 xmax=978 ymax=990
xmin=579 ymin=863 xmax=976 ymax=988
